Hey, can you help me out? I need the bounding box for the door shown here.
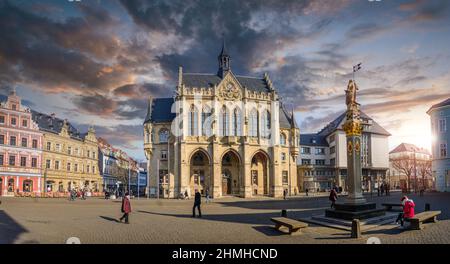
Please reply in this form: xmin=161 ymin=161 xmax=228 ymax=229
xmin=0 ymin=178 xmax=2 ymax=195
xmin=222 ymin=170 xmax=232 ymax=196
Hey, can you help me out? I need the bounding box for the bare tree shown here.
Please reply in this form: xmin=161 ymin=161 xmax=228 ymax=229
xmin=391 ymin=154 xmax=414 ymax=193
xmin=417 ymin=159 xmax=432 ymax=190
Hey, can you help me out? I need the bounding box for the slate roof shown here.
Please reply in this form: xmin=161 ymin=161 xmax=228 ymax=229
xmin=389 ymin=143 xmax=431 ymax=155
xmin=300 ymin=133 xmax=329 ymax=147
xmin=317 ymin=110 xmax=390 ymax=137
xmin=144 ymin=98 xmax=176 ymax=124
xmin=427 ymin=97 xmax=450 ymax=114
xmin=2 ymin=93 xmax=85 ymax=140
xmin=182 ymin=73 xmax=271 ymax=93
xmin=31 ymin=110 xmax=84 ymax=141
xmin=302 ymin=110 xmax=390 ymax=147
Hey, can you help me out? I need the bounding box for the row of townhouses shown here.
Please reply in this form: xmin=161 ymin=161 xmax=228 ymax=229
xmin=0 ymin=90 xmax=145 ymax=197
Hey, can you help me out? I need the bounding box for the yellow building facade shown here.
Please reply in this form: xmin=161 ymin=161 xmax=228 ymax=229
xmin=32 ymin=112 xmax=102 ymax=194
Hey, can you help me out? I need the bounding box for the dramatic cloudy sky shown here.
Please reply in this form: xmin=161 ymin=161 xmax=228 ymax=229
xmin=1 ymin=0 xmax=449 ymax=161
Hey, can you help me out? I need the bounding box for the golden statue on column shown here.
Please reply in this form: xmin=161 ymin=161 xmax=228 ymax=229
xmin=343 ymin=80 xmax=362 ymax=136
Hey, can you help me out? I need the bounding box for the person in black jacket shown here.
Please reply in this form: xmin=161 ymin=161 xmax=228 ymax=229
xmin=192 ymin=189 xmax=202 ymax=218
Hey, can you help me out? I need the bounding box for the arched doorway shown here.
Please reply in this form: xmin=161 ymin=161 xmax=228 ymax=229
xmin=189 ymin=149 xmax=211 ymax=196
xmin=251 ymin=151 xmax=270 ymax=196
xmin=221 ymin=150 xmax=241 ymax=196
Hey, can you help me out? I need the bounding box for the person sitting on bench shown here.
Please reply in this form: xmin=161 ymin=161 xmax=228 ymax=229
xmin=395 ymin=196 xmax=415 ymax=227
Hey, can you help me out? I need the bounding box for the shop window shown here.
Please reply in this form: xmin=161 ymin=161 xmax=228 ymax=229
xmin=8 ymin=179 xmax=14 ymax=192
xmin=23 ymin=180 xmax=33 ymax=192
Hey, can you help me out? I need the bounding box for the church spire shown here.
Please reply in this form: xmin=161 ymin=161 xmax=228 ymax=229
xmin=217 ymin=37 xmax=230 ymax=78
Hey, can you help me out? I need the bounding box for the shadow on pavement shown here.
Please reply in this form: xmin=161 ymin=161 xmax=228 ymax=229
xmin=217 ymin=197 xmax=330 ymax=210
xmin=0 ymin=210 xmax=28 ymax=244
xmin=137 ymin=208 xmax=325 ymax=226
xmin=100 ymin=216 xmax=120 ymax=223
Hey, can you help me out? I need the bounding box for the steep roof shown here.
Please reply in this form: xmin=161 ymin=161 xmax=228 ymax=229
xmin=427 ymin=97 xmax=450 ymax=114
xmin=144 ymin=97 xmax=176 ymax=124
xmin=300 ymin=133 xmax=329 ymax=147
xmin=31 ymin=110 xmax=84 ymax=141
xmin=389 ymin=143 xmax=431 ymax=155
xmin=318 ymin=110 xmax=390 ymax=137
xmin=182 ymin=73 xmax=271 ymax=93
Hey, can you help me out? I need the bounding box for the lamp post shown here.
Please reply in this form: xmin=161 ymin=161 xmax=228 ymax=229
xmin=128 ymin=160 xmax=131 ymax=195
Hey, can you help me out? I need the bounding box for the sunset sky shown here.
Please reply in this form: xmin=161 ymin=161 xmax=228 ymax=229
xmin=1 ymin=0 xmax=449 ymax=161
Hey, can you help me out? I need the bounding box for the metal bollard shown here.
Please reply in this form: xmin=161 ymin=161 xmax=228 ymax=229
xmin=425 ymin=203 xmax=430 ymax=211
xmin=351 ymin=219 xmax=362 ymax=238
xmin=281 ymin=209 xmax=287 ymax=217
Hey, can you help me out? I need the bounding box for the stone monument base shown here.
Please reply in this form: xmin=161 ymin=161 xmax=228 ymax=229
xmin=325 ymin=202 xmax=386 ymax=220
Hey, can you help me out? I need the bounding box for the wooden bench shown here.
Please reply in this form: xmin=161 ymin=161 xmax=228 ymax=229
xmin=382 ymin=203 xmax=402 ymax=211
xmin=404 ymin=211 xmax=441 ymax=230
xmin=270 ymin=217 xmax=308 ymax=235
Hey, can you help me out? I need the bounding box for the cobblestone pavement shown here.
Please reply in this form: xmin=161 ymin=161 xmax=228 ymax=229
xmin=0 ymin=191 xmax=448 ymax=244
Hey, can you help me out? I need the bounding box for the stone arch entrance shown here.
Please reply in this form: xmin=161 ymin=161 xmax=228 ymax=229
xmin=221 ymin=150 xmax=241 ymax=196
xmin=251 ymin=151 xmax=270 ymax=196
xmin=189 ymin=149 xmax=211 ymax=196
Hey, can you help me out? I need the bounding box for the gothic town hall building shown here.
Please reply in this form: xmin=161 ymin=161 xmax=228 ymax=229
xmin=143 ymin=44 xmax=300 ymax=198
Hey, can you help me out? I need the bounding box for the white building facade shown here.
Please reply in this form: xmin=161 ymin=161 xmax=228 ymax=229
xmin=427 ymin=98 xmax=450 ymax=192
xmin=298 ymin=111 xmax=390 ymax=192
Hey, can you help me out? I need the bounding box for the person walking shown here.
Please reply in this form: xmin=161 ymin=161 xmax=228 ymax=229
xmin=205 ymin=188 xmax=210 ymax=203
xmin=119 ymin=192 xmax=132 ymax=224
xmin=329 ymin=188 xmax=338 ymax=208
xmin=395 ymin=196 xmax=415 ymax=228
xmin=283 ymin=189 xmax=287 ymax=200
xmin=305 ymin=188 xmax=309 ymax=196
xmin=192 ymin=189 xmax=202 ymax=218
xmin=184 ymin=189 xmax=189 ymax=200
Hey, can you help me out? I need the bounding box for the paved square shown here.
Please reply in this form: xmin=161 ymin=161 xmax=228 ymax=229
xmin=0 ymin=192 xmax=449 ymax=244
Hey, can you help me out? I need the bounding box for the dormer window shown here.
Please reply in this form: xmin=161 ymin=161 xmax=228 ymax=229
xmin=12 ymin=104 xmax=17 ymax=110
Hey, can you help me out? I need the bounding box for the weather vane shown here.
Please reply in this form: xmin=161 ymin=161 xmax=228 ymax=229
xmin=352 ymin=62 xmax=362 ymax=81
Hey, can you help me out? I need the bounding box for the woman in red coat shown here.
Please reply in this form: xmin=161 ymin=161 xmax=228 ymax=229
xmin=396 ymin=196 xmax=415 ymax=227
xmin=119 ymin=192 xmax=132 ymax=224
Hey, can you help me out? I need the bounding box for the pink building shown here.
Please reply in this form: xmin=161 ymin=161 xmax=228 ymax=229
xmin=0 ymin=89 xmax=43 ymax=196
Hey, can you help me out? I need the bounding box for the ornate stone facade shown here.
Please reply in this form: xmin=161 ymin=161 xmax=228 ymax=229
xmin=32 ymin=112 xmax=102 ymax=194
xmin=143 ymin=44 xmax=299 ymax=198
xmin=0 ymin=89 xmax=43 ymax=196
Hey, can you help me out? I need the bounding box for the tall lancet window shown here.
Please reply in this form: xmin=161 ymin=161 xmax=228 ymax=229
xmin=249 ymin=109 xmax=258 ymax=137
xmin=219 ymin=106 xmax=229 ymax=136
xmin=261 ymin=110 xmax=271 ymax=139
xmin=202 ymin=106 xmax=212 ymax=136
xmin=188 ymin=105 xmax=198 ymax=136
xmin=231 ymin=108 xmax=242 ymax=136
